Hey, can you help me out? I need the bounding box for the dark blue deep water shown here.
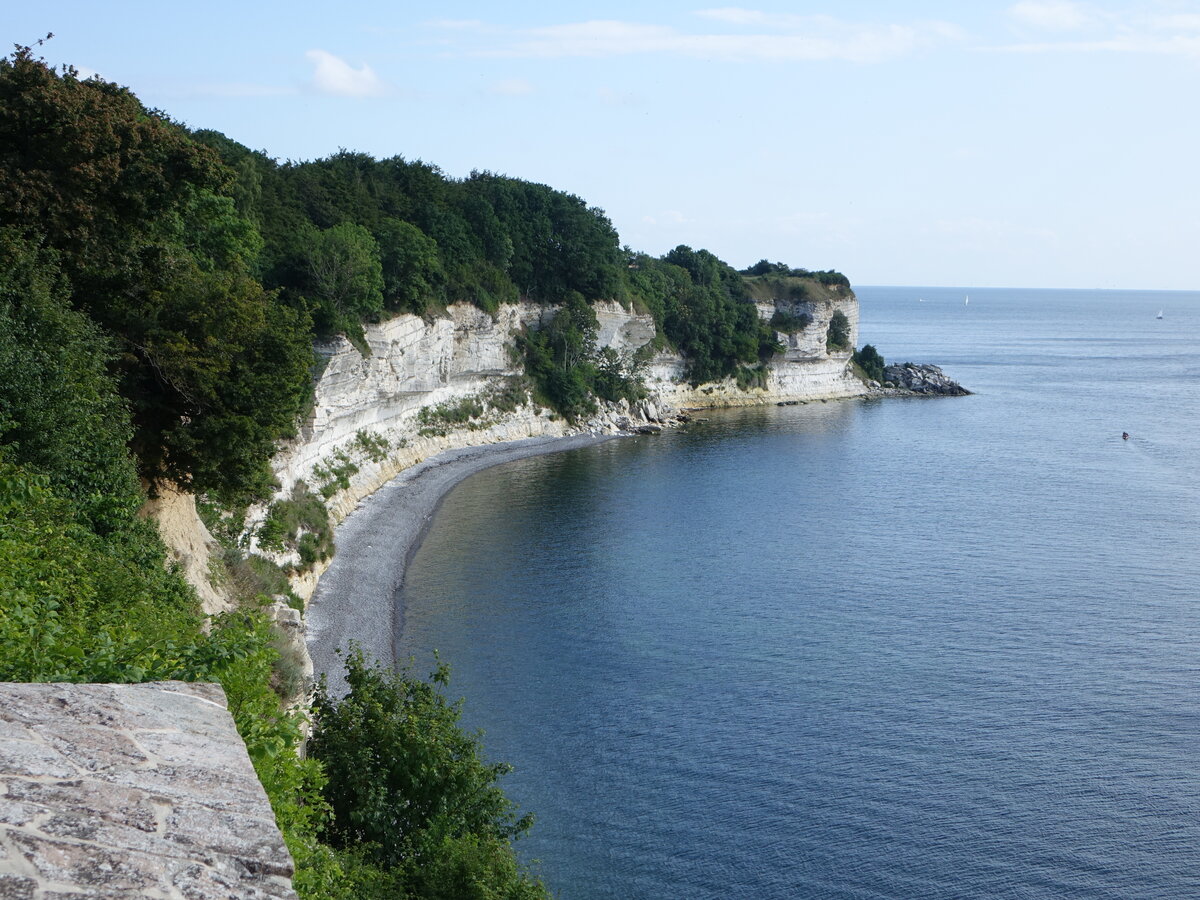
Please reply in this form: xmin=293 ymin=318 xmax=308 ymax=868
xmin=396 ymin=287 xmax=1200 ymax=899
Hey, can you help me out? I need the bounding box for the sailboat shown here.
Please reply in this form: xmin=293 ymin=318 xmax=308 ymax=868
xmin=1156 ymin=310 xmax=1164 ymax=319
xmin=965 ymin=295 xmax=969 ymax=305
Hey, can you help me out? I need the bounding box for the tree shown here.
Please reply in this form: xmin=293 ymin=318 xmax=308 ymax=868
xmin=0 ymin=230 xmax=141 ymax=534
xmin=853 ymin=343 xmax=885 ymax=382
xmin=827 ymin=309 xmax=851 ymax=351
xmin=302 ymin=222 xmax=385 ymax=333
xmin=0 ymin=47 xmax=229 ymax=306
xmin=0 ymin=50 xmax=313 ymax=502
xmin=375 ymin=217 xmax=443 ymax=315
xmin=309 ymin=648 xmax=538 ymax=881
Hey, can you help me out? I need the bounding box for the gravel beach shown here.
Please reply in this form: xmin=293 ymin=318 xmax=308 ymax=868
xmin=306 ymin=433 xmax=619 ymax=695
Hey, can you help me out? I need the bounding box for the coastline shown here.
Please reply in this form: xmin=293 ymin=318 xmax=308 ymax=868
xmin=305 ymin=432 xmax=621 ymax=696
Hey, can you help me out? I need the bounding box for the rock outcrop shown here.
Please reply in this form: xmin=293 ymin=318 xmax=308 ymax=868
xmin=881 ymin=363 xmax=971 ymax=396
xmin=138 ymin=483 xmax=234 ymax=617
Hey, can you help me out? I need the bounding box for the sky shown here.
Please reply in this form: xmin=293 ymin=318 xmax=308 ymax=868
xmin=6 ymin=1 xmax=1200 ymax=290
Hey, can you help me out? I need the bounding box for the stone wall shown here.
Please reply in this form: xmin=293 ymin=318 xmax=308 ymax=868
xmin=0 ymin=682 xmax=296 ymax=899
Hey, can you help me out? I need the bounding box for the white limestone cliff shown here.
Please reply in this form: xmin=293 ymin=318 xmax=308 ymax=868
xmin=267 ymin=290 xmax=862 ymax=531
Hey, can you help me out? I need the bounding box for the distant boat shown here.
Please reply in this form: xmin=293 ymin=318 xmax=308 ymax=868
xmin=1156 ymin=310 xmax=1164 ymax=319
xmin=965 ymin=295 xmax=970 ymax=305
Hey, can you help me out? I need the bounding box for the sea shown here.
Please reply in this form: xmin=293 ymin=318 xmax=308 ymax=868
xmin=395 ymin=286 xmax=1200 ymax=899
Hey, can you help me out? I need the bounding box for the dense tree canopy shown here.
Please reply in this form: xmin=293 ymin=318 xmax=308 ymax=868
xmin=0 ymin=49 xmax=314 ymax=502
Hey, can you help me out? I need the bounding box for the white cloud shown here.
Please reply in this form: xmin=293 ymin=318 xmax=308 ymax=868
xmin=432 ymin=14 xmax=964 ymax=64
xmin=998 ymin=3 xmax=1200 ymax=56
xmin=1008 ymin=1 xmax=1094 ymax=31
xmin=489 ymin=78 xmax=534 ymax=96
xmin=306 ymin=49 xmax=385 ymax=97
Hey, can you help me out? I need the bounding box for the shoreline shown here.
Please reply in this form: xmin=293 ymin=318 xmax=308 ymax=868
xmin=305 ymin=432 xmax=621 ymax=695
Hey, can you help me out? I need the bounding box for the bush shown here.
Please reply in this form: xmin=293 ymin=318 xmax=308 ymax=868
xmin=486 ymin=378 xmax=531 ymax=415
xmin=417 ymin=397 xmax=487 ymax=436
xmin=769 ymin=309 xmax=812 ymax=334
xmin=257 ymin=482 xmax=334 ymax=569
xmin=826 ymin=309 xmax=851 ymax=352
xmin=308 ymin=647 xmax=547 ymax=897
xmin=313 ymin=451 xmax=359 ymax=499
xmin=352 ymin=429 xmax=390 ymax=463
xmin=852 ymin=344 xmax=886 ymax=383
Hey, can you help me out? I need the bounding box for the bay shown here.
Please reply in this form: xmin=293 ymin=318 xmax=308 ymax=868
xmin=396 ymin=286 xmax=1200 ymax=899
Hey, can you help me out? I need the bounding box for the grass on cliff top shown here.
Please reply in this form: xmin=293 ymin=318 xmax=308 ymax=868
xmin=743 ymin=275 xmax=850 ymax=305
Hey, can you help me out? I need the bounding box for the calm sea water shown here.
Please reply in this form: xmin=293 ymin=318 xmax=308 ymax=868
xmin=396 ymin=286 xmax=1200 ymax=899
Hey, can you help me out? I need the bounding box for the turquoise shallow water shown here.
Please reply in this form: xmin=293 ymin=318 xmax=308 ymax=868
xmin=396 ymin=286 xmax=1200 ymax=899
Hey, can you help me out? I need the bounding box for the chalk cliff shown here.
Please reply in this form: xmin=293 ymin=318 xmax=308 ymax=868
xmin=268 ymin=289 xmax=863 ymax=526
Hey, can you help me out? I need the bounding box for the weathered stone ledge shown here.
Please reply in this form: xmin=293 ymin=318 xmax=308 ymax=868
xmin=0 ymin=682 xmax=296 ymax=899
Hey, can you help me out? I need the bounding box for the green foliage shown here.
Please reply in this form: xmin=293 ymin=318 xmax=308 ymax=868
xmin=417 ymin=397 xmax=486 ymax=437
xmin=309 ymin=647 xmax=547 ymax=898
xmin=197 ymin=496 xmax=250 ymax=552
xmin=0 ymin=454 xmax=274 ymax=684
xmin=376 ymin=217 xmax=443 ymax=316
xmin=628 ymin=247 xmax=778 ymax=386
xmin=0 ymin=47 xmax=229 ymax=296
xmin=826 ymin=309 xmax=851 ymax=352
xmin=769 ymin=309 xmax=812 ymax=334
xmin=353 ymin=430 xmax=391 ymax=463
xmin=258 ymin=482 xmax=335 ymax=568
xmin=128 ymin=264 xmax=317 ymax=502
xmin=593 ymin=346 xmax=646 ymax=405
xmin=313 ymin=451 xmax=360 ymax=500
xmin=741 ymin=259 xmax=851 ymax=287
xmin=0 ymin=230 xmax=143 ymax=535
xmin=0 ymin=51 xmax=316 ymax=503
xmin=735 ymin=363 xmax=771 ymax=391
xmin=852 ymin=344 xmax=886 ymax=383
xmin=485 ymin=378 xmax=531 ymax=415
xmin=229 ymin=151 xmax=622 ymax=321
xmin=223 ymin=552 xmax=303 ymax=610
xmin=300 ymin=222 xmax=385 ymax=341
xmin=520 ymin=293 xmax=599 ymax=420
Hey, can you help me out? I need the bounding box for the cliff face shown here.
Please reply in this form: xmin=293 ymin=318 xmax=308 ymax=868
xmin=269 ymin=290 xmax=862 ymax=510
xmin=647 ymin=288 xmax=862 ymax=407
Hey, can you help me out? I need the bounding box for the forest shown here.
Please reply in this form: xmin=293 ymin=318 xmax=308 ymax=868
xmin=0 ymin=45 xmax=852 ymax=898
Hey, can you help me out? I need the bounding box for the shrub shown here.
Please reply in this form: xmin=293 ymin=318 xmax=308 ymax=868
xmin=257 ymin=482 xmax=334 ymax=570
xmin=486 ymin=378 xmax=531 ymax=415
xmin=852 ymin=344 xmax=886 ymax=383
xmin=417 ymin=397 xmax=486 ymax=436
xmin=313 ymin=451 xmax=359 ymax=499
xmin=769 ymin=309 xmax=812 ymax=334
xmin=352 ymin=430 xmax=390 ymax=463
xmin=826 ymin=309 xmax=851 ymax=351
xmin=308 ymin=647 xmax=547 ymax=897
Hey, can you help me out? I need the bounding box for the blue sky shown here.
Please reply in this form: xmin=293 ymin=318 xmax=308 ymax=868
xmin=7 ymin=1 xmax=1200 ymax=289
